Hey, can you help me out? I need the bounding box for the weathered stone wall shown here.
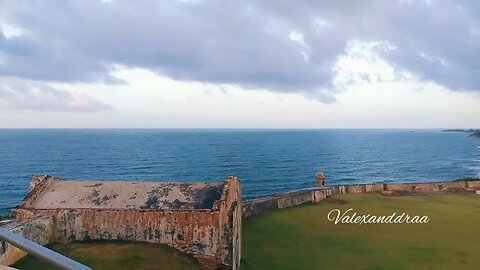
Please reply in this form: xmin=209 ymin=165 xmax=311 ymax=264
xmin=242 ymin=187 xmax=332 ymax=218
xmin=331 ymin=180 xmax=480 ymax=194
xmin=466 ymin=180 xmax=480 ymax=189
xmin=214 ymin=176 xmax=241 ymax=270
xmin=0 ymin=216 xmax=54 ymax=266
xmin=14 ymin=208 xmax=221 ymax=267
xmin=242 ymin=179 xmax=480 ymax=220
xmin=19 ymin=176 xmax=58 ymax=209
xmin=9 ymin=175 xmax=242 ymax=270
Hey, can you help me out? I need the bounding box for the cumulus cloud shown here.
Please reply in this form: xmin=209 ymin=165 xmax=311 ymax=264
xmin=0 ymin=0 xmax=479 ymax=103
xmin=0 ymin=78 xmax=110 ymax=111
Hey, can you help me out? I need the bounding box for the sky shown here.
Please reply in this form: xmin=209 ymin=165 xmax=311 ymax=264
xmin=0 ymin=0 xmax=479 ymax=128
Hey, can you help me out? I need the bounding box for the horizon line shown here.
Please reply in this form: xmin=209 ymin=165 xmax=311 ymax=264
xmin=0 ymin=127 xmax=477 ymax=130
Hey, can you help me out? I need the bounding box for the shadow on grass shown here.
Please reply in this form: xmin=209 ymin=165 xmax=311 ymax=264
xmin=13 ymin=240 xmax=201 ymax=270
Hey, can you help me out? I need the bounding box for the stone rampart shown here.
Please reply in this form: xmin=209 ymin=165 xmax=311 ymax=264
xmin=331 ymin=180 xmax=480 ymax=194
xmin=242 ymin=187 xmax=332 ymax=218
xmin=4 ymin=175 xmax=242 ymax=270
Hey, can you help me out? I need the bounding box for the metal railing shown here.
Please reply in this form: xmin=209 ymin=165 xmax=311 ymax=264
xmin=0 ymin=228 xmax=91 ymax=270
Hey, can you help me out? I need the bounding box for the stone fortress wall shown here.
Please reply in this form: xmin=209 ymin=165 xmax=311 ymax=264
xmin=1 ymin=175 xmax=242 ymax=270
xmin=242 ymin=187 xmax=332 ymax=218
xmin=332 ymin=179 xmax=480 ymax=194
xmin=241 ymin=172 xmax=480 ymax=218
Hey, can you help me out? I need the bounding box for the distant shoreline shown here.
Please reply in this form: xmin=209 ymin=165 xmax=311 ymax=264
xmin=443 ymin=129 xmax=480 ymax=138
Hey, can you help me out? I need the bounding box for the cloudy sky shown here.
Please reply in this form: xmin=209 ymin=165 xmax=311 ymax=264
xmin=0 ymin=0 xmax=479 ymax=128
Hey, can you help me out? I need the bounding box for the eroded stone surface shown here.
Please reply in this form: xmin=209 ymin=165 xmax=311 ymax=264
xmin=0 ymin=216 xmax=54 ymax=266
xmin=28 ymin=180 xmax=223 ymax=210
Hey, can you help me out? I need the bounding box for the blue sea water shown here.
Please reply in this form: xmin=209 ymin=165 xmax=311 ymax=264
xmin=0 ymin=129 xmax=479 ymax=213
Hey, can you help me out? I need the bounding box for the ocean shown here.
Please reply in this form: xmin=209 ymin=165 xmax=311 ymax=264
xmin=0 ymin=129 xmax=479 ymax=213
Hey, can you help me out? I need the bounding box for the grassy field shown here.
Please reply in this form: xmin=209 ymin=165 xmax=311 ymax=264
xmin=242 ymin=193 xmax=480 ymax=270
xmin=13 ymin=241 xmax=201 ymax=270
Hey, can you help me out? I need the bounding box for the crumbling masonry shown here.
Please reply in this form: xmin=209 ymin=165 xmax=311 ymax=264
xmin=2 ymin=175 xmax=242 ymax=270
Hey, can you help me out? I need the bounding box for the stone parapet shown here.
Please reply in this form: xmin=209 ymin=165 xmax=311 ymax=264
xmin=242 ymin=187 xmax=332 ymax=218
xmin=332 ymin=180 xmax=480 ymax=194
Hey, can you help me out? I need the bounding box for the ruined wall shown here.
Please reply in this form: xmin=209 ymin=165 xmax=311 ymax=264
xmin=15 ymin=208 xmax=221 ymax=268
xmin=242 ymin=187 xmax=332 ymax=218
xmin=0 ymin=216 xmax=54 ymax=266
xmin=11 ymin=176 xmax=242 ymax=270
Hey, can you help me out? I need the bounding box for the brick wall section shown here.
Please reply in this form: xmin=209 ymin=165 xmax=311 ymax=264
xmin=242 ymin=187 xmax=332 ymax=218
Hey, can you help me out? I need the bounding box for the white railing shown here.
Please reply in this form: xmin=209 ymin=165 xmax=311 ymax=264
xmin=0 ymin=228 xmax=91 ymax=270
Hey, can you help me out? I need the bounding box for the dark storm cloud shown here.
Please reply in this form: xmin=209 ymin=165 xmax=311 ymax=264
xmin=0 ymin=0 xmax=479 ymax=102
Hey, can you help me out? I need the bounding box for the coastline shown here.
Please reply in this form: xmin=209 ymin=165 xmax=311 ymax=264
xmin=442 ymin=128 xmax=480 ymax=138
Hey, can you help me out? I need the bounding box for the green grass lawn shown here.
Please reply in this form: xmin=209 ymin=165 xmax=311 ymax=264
xmin=13 ymin=241 xmax=201 ymax=270
xmin=242 ymin=193 xmax=480 ymax=270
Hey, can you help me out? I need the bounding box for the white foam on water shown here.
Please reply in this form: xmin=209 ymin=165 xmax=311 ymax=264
xmin=454 ymin=159 xmax=480 ymax=162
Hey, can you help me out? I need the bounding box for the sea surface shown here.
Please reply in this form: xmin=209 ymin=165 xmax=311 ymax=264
xmin=1 ymin=129 xmax=479 ymax=213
